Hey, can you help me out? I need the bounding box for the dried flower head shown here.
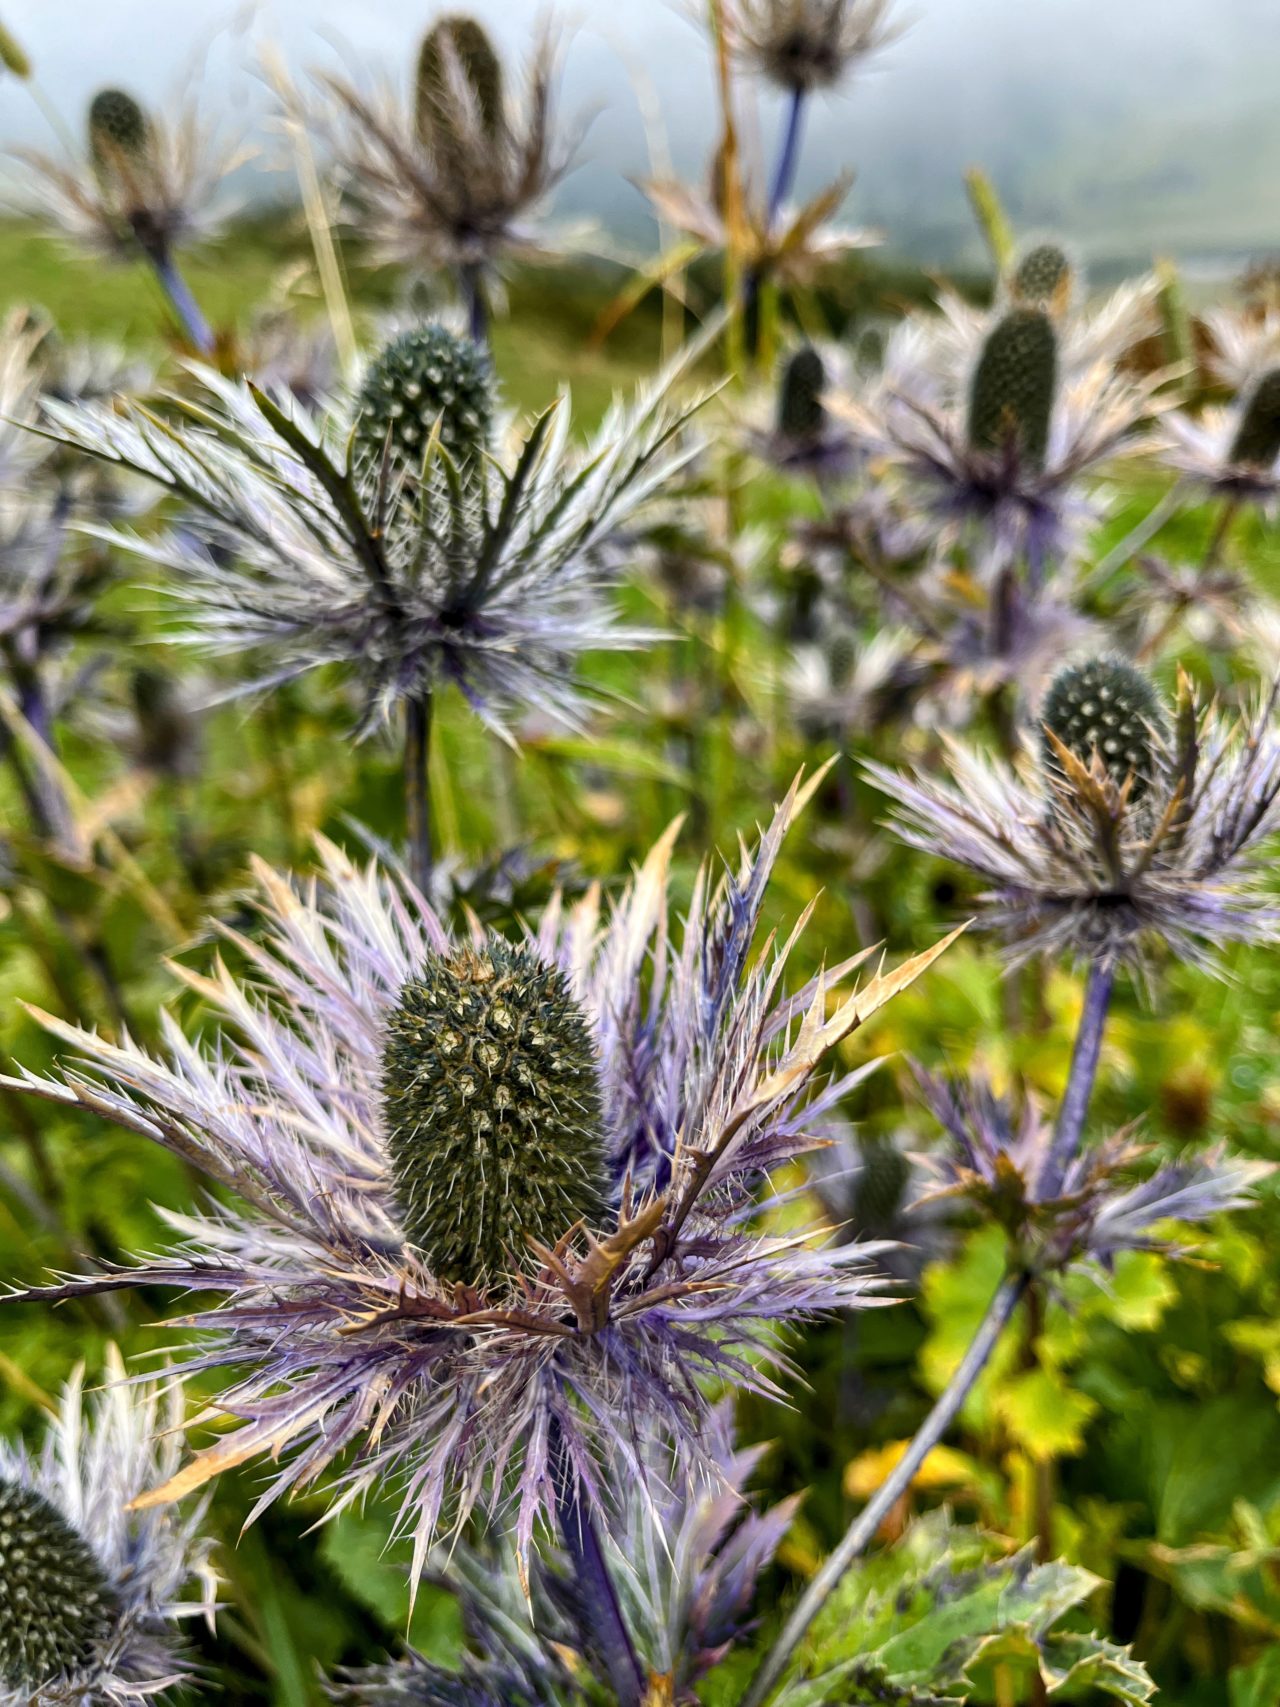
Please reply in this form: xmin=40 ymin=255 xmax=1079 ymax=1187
xmin=295 ymin=20 xmax=574 ymax=284
xmin=0 ymin=1349 xmax=216 ymax=1706
xmin=912 ymin=1066 xmax=1272 ymax=1272
xmin=36 ymin=333 xmax=708 ymax=736
xmin=868 ymin=663 xmax=1280 ymax=971
xmin=4 ymin=782 xmax=955 ymax=1574
xmin=16 ymin=87 xmax=239 ymax=264
xmin=723 ymin=0 xmax=902 ymax=92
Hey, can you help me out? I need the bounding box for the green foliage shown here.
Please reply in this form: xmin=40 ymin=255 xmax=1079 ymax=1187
xmin=0 ymin=1480 xmax=119 ymax=1689
xmin=966 ymin=307 xmax=1058 ymax=468
xmin=381 ymin=943 xmax=607 ymax=1282
xmin=787 ymin=1512 xmax=1154 ymax=1704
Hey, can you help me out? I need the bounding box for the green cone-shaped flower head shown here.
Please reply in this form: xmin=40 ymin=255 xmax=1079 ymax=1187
xmin=353 ymin=324 xmax=496 ymax=481
xmin=0 ymin=1479 xmax=119 ymax=1690
xmin=854 ymin=1136 xmax=910 ymax=1230
xmin=827 ymin=628 xmax=857 ymax=692
xmin=416 ymin=15 xmax=504 ymax=151
xmin=967 ymin=307 xmax=1058 ymax=470
xmin=88 ymin=88 xmax=151 ymax=167
xmin=1010 ymin=242 xmax=1072 ymax=309
xmin=777 ymin=344 xmax=828 ymax=442
xmin=381 ymin=942 xmax=607 ymax=1285
xmin=1040 ymin=657 xmax=1168 ymax=801
xmin=1229 ymin=368 xmax=1280 ymax=470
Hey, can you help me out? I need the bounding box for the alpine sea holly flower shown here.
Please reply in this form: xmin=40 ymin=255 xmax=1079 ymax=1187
xmin=1201 ymin=301 xmax=1280 ymax=391
xmin=294 ymin=17 xmax=574 ymax=338
xmin=868 ymin=656 xmax=1280 ymax=971
xmin=2 ymin=780 xmax=958 ymax=1578
xmin=0 ymin=1348 xmax=216 ymax=1706
xmin=748 ymin=342 xmax=857 ymax=481
xmin=1155 ymin=367 xmax=1280 ymax=510
xmin=16 ymin=88 xmax=239 ymax=352
xmin=722 ymin=0 xmax=902 ymax=93
xmin=848 ymin=299 xmax=1166 ymax=573
xmin=35 ymin=324 xmax=703 ymax=741
xmin=910 ymin=1066 xmax=1272 ymax=1273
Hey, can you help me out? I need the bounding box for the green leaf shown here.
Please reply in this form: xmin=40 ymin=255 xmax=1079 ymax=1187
xmin=996 ymin=1367 xmax=1098 ymax=1460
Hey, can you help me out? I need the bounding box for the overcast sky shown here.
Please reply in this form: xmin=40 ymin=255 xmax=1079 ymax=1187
xmin=4 ymin=1 xmax=1277 ymax=265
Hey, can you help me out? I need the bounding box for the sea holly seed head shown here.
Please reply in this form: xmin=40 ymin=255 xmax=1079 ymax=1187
xmin=416 ymin=14 xmax=504 ymax=150
xmin=87 ymin=88 xmax=150 ymax=164
xmin=1040 ymin=656 xmax=1168 ymax=801
xmin=828 ymin=629 xmax=857 ymax=692
xmin=0 ymin=1479 xmax=119 ymax=1690
xmin=354 ymin=324 xmax=496 ymax=479
xmin=777 ymin=344 xmax=828 ymax=442
xmin=967 ymin=307 xmax=1058 ymax=470
xmin=1010 ymin=242 xmax=1072 ymax=308
xmin=1228 ymin=368 xmax=1280 ymax=469
xmin=381 ymin=942 xmax=607 ymax=1285
xmin=854 ymin=1136 xmax=910 ymax=1230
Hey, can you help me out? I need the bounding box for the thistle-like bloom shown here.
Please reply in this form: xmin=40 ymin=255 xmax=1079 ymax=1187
xmin=868 ymin=657 xmax=1280 ymax=970
xmin=912 ymin=1066 xmax=1271 ymax=1271
xmin=36 ymin=325 xmax=706 ymax=735
xmin=1201 ymin=302 xmax=1280 ymax=391
xmin=4 ymin=782 xmax=955 ymax=1570
xmin=331 ymin=1405 xmax=795 ymax=1706
xmin=296 ymin=17 xmax=573 ymax=285
xmin=848 ymin=300 xmax=1166 ymax=571
xmin=1155 ymin=367 xmax=1280 ymax=509
xmin=0 ymin=1349 xmax=216 ymax=1705
xmin=641 ymin=160 xmax=878 ymax=296
xmin=16 ymin=87 xmax=238 ymax=265
xmin=722 ymin=0 xmax=902 ymax=92
xmin=748 ymin=342 xmax=857 ymax=481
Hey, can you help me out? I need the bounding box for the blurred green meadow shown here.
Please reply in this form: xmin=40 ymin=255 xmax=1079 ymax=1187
xmin=1 ymin=206 xmax=1280 ymax=1707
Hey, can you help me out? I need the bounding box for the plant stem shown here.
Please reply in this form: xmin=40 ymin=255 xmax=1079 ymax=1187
xmin=150 ymin=246 xmax=215 ymax=355
xmin=460 ymin=262 xmax=490 ymax=348
xmin=744 ymin=84 xmax=806 ymax=359
xmin=740 ymin=1269 xmax=1031 ymax=1707
xmin=1042 ymin=957 xmax=1115 ymax=1197
xmin=404 ymin=690 xmax=434 ymax=892
xmin=550 ymin=1420 xmax=645 ymax=1707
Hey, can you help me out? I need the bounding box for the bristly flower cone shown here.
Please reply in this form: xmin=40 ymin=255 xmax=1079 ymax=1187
xmin=0 ymin=1479 xmax=120 ymax=1690
xmin=87 ymin=88 xmax=151 ymax=169
xmin=777 ymin=344 xmax=828 ymax=441
xmin=1229 ymin=368 xmax=1280 ymax=468
xmin=1040 ymin=656 xmax=1168 ymax=802
xmin=967 ymin=307 xmax=1058 ymax=470
xmin=353 ymin=324 xmax=495 ymax=482
xmin=381 ymin=942 xmax=607 ymax=1285
xmin=416 ymin=15 xmax=505 ymax=151
xmin=1010 ymin=242 xmax=1072 ymax=309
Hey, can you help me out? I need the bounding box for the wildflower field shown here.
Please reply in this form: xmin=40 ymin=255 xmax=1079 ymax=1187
xmin=1 ymin=4 xmax=1280 ymax=1704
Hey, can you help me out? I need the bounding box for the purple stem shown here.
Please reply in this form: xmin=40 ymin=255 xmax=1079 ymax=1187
xmin=1042 ymin=957 xmax=1116 ymax=1196
xmin=461 ymin=262 xmax=490 ymax=349
xmin=152 ymin=249 xmax=215 ymax=356
xmin=550 ymin=1420 xmax=645 ymax=1707
xmin=743 ymin=85 xmax=807 ymax=358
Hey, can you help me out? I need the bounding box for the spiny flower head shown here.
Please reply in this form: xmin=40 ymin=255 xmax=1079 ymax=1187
xmin=0 ymin=1350 xmax=216 ymax=1707
xmin=296 ymin=22 xmax=572 ymax=281
xmin=724 ymin=0 xmax=902 ymax=93
xmin=354 ymin=323 xmax=495 ymax=480
xmin=1228 ymin=367 xmax=1280 ymax=469
xmin=382 ymin=942 xmax=606 ymax=1284
xmin=3 ymin=781 xmax=955 ymax=1577
xmin=777 ymin=343 xmax=828 ymax=442
xmin=416 ymin=16 xmax=505 ymax=150
xmin=35 ymin=338 xmax=709 ymax=736
xmin=1040 ymin=655 xmax=1168 ymax=802
xmin=868 ymin=667 xmax=1280 ymax=972
xmin=912 ymin=1066 xmax=1272 ymax=1273
xmin=1009 ymin=242 xmax=1073 ymax=311
xmin=0 ymin=1482 xmax=119 ymax=1692
xmin=17 ymin=89 xmax=237 ymax=263
xmin=966 ymin=308 xmax=1058 ymax=470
